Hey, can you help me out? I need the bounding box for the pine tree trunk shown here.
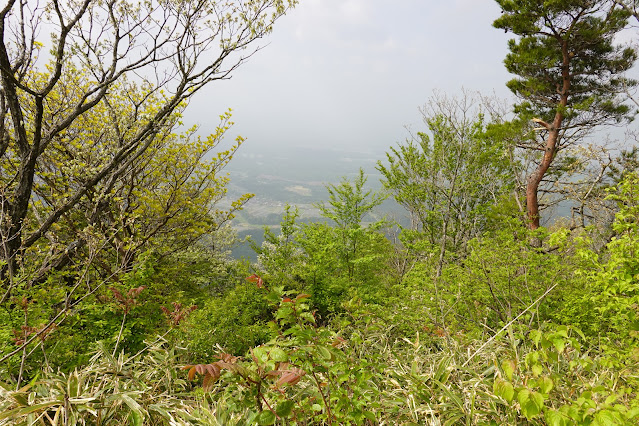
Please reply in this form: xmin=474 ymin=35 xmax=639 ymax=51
xmin=525 ymin=39 xmax=571 ymax=231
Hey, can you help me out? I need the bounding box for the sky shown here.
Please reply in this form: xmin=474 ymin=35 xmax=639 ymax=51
xmin=186 ymin=0 xmax=515 ymax=154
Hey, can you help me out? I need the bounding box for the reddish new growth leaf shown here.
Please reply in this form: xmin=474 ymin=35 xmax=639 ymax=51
xmin=246 ymin=273 xmax=266 ymax=289
xmin=331 ymin=336 xmax=346 ymax=348
xmin=12 ymin=323 xmax=57 ymax=346
xmin=161 ymin=302 xmax=197 ymax=327
xmin=109 ymin=286 xmax=146 ymax=314
xmin=433 ymin=327 xmax=447 ymax=338
xmin=183 ymin=353 xmax=241 ymax=391
xmin=12 ymin=327 xmax=31 ymax=346
xmin=281 ymin=293 xmax=310 ymax=305
xmin=15 ymin=296 xmax=29 ymax=312
xmin=272 ymin=363 xmax=306 ymax=388
xmin=423 ymin=325 xmax=447 ymax=338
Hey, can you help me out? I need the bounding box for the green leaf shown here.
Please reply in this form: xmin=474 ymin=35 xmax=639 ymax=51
xmin=300 ymin=312 xmax=316 ymax=324
xmin=10 ymin=393 xmax=28 ymax=406
xmin=269 ymin=347 xmax=288 ymax=363
xmin=121 ymin=394 xmax=144 ymax=425
xmin=493 ymin=378 xmax=515 ymax=403
xmin=317 ymin=345 xmax=332 ymax=360
xmin=545 ymin=409 xmax=571 ymax=426
xmin=433 ymin=379 xmax=464 ymax=410
xmin=604 ymin=394 xmax=619 ymax=406
xmin=539 ymin=376 xmax=554 ymax=394
xmin=0 ymin=402 xmax=59 ymax=420
xmin=572 ymin=327 xmax=586 ymax=341
xmin=518 ymin=389 xmax=544 ymax=420
xmin=593 ymin=409 xmax=623 ymax=425
xmin=276 ymin=400 xmax=295 ymax=418
xmin=626 ymin=406 xmax=639 ymax=419
xmin=257 ymin=410 xmax=276 ymax=425
xmin=69 ymin=374 xmax=79 ymax=398
xmin=552 ymin=337 xmax=565 ymax=354
xmin=531 ymin=363 xmax=543 ymax=377
xmin=253 ymin=346 xmax=269 ymax=363
xmin=501 ymin=359 xmax=516 ymax=381
xmin=129 ymin=410 xmax=143 ymax=426
xmin=434 ymin=356 xmax=452 ymax=383
xmin=363 ymin=411 xmax=377 ymax=422
xmin=149 ymin=404 xmax=172 ymax=419
xmin=530 ymin=329 xmax=542 ymax=347
xmin=442 ymin=413 xmax=465 ymax=426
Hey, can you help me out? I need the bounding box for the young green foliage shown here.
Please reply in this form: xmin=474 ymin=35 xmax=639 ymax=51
xmin=314 ymin=168 xmax=387 ymax=281
xmin=378 ymin=94 xmax=514 ymax=255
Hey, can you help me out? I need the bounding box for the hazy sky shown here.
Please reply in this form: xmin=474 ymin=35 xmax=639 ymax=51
xmin=187 ymin=0 xmax=515 ymax=153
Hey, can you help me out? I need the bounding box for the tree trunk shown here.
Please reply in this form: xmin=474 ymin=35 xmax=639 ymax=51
xmin=525 ymin=39 xmax=571 ymax=230
xmin=526 ymin=128 xmax=559 ymax=230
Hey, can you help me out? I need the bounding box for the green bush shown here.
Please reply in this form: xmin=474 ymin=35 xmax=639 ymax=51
xmin=183 ymin=281 xmax=274 ymax=360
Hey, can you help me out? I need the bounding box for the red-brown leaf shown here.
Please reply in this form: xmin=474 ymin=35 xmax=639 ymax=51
xmin=331 ymin=336 xmax=346 ymax=348
xmin=205 ymin=363 xmax=221 ymax=379
xmin=246 ymin=274 xmax=265 ymax=288
xmin=203 ymin=373 xmax=218 ymax=391
xmin=276 ymin=368 xmax=305 ymax=387
xmin=219 ymin=353 xmax=239 ymax=363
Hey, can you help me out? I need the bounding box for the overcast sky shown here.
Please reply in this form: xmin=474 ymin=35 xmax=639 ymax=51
xmin=187 ymin=0 xmax=516 ymax=153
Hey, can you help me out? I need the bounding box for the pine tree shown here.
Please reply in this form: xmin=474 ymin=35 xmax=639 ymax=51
xmin=494 ymin=0 xmax=636 ymax=229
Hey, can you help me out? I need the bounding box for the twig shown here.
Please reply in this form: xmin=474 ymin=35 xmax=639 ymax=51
xmin=112 ymin=311 xmax=127 ymax=357
xmin=311 ymin=369 xmax=332 ymax=425
xmin=462 ymin=281 xmax=559 ymax=367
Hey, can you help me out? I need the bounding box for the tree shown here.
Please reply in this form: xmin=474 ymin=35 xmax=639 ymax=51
xmin=493 ymin=0 xmax=636 ymax=229
xmin=614 ymin=0 xmax=639 ymax=24
xmin=0 ymin=0 xmax=295 ymax=281
xmin=255 ymin=204 xmax=304 ymax=289
xmin=378 ymin=93 xmax=514 ymax=272
xmin=314 ymin=168 xmax=386 ymax=281
xmin=0 ymin=0 xmax=296 ymax=366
